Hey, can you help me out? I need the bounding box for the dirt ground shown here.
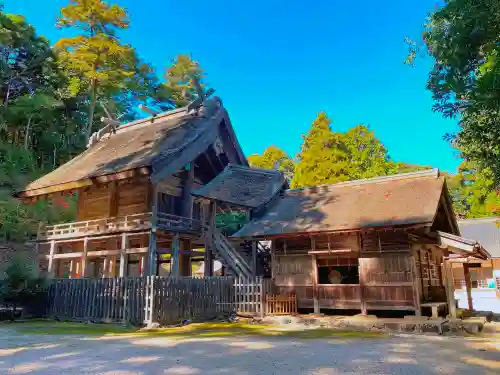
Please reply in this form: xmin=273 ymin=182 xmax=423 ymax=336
xmin=0 ymin=328 xmax=499 ymax=375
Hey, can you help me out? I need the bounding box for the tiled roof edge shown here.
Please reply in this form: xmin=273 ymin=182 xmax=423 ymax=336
xmin=226 ymin=163 xmax=284 ymax=176
xmin=287 ymin=168 xmax=440 ymax=193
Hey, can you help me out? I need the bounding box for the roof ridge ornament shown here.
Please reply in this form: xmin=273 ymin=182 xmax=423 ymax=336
xmin=187 ymin=76 xmax=215 ymax=115
xmin=87 ymin=102 xmax=122 ymax=148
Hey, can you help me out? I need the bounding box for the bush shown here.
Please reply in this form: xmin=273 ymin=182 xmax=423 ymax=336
xmin=0 ymin=256 xmax=47 ymax=320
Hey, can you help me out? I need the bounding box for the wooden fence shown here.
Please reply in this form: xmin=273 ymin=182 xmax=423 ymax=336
xmin=47 ymin=278 xmax=148 ymax=324
xmin=234 ymin=277 xmax=274 ymax=316
xmin=45 ymin=276 xmax=273 ymax=326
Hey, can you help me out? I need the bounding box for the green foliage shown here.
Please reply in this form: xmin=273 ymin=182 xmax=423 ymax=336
xmin=56 ymin=0 xmax=135 ymax=140
xmin=163 ymin=55 xmax=205 ymax=107
xmin=446 ymin=161 xmax=500 ymax=218
xmin=291 ymin=112 xmax=350 ymax=188
xmin=419 ymin=0 xmax=500 ymax=184
xmin=248 ymin=146 xmax=295 ymax=182
xmin=216 ymin=211 xmax=248 ymax=236
xmin=342 ymin=125 xmax=398 ymax=180
xmin=0 ymin=256 xmax=47 ymax=319
xmin=291 ymin=114 xmax=420 ymax=189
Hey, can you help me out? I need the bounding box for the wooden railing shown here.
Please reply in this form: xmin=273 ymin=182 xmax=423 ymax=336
xmin=266 ymin=295 xmax=297 ymax=315
xmin=39 ymin=212 xmax=202 ymax=240
xmin=156 ymin=213 xmax=202 ymax=233
xmin=39 ymin=213 xmax=153 ymax=240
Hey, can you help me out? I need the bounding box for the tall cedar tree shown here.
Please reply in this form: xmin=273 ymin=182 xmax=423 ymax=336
xmin=342 ymin=125 xmax=398 ymax=180
xmin=163 ymin=55 xmax=205 ymax=107
xmin=56 ymin=0 xmax=134 ymax=141
xmin=291 ymin=112 xmax=349 ymax=188
xmin=248 ymin=146 xmax=295 ymax=182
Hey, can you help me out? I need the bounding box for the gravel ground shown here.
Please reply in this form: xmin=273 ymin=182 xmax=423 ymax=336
xmin=0 ymin=329 xmax=499 ymax=374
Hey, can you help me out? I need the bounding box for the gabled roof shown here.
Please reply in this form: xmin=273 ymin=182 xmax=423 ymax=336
xmin=459 ymin=217 xmax=500 ymax=258
xmin=192 ymin=164 xmax=287 ymax=208
xmin=232 ymin=169 xmax=450 ymax=238
xmin=436 ymin=231 xmax=491 ymax=260
xmin=16 ymin=100 xmax=247 ymax=198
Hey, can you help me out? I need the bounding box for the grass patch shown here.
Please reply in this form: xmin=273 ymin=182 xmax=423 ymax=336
xmin=4 ymin=320 xmax=136 ymax=336
xmin=4 ymin=321 xmax=387 ymax=339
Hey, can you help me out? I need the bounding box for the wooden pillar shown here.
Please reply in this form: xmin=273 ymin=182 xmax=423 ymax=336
xmin=171 ymin=233 xmax=180 ymax=277
xmin=108 ymin=181 xmax=118 ymax=217
xmin=34 ymin=243 xmax=41 ymax=276
xmin=463 ymin=263 xmax=474 ymax=312
xmin=103 ymin=257 xmax=109 ymax=278
xmin=69 ymin=259 xmax=74 ymax=279
xmin=311 ymin=237 xmax=320 ymax=314
xmin=182 ymin=162 xmax=195 ymax=218
xmin=47 ymin=240 xmax=56 ymax=278
xmin=82 ymin=236 xmax=89 ymax=277
xmin=410 ymin=254 xmax=421 ymax=316
xmin=181 ymin=239 xmax=192 ymax=276
xmin=270 ymin=240 xmax=276 ymax=278
xmin=443 ymin=259 xmax=457 ymax=318
xmin=147 ymin=184 xmax=159 ymax=276
xmin=203 ymin=201 xmax=215 ymax=277
xmin=119 ymin=232 xmax=128 ymax=277
xmin=252 ymin=240 xmax=258 ymax=277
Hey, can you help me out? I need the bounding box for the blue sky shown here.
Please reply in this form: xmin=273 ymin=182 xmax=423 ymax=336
xmin=4 ymin=0 xmax=461 ymax=172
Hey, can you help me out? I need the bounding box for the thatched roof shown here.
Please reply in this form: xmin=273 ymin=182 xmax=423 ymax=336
xmin=192 ymin=164 xmax=287 ymax=208
xmin=16 ymin=102 xmax=246 ymax=197
xmin=232 ymin=169 xmax=454 ymax=238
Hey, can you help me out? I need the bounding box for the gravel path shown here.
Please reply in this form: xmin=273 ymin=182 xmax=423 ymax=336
xmin=0 ymin=329 xmax=499 ymax=374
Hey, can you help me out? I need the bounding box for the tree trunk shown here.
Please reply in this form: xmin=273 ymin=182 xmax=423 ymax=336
xmin=85 ymin=79 xmax=98 ymax=142
xmin=24 ymin=115 xmax=32 ymax=150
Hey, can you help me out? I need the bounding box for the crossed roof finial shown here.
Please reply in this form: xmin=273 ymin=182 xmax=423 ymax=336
xmin=187 ymin=76 xmax=215 ymax=114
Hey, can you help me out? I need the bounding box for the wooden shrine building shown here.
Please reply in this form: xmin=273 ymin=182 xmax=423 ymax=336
xmin=15 ymin=96 xmax=253 ymax=279
xmin=15 ymin=90 xmax=492 ymax=316
xmin=208 ymin=169 xmax=489 ymax=315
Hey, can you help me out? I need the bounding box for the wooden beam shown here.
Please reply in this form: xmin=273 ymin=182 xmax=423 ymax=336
xmin=93 ymin=167 xmax=150 ymax=184
xmin=53 ymin=252 xmax=84 ymax=259
xmin=308 ymin=249 xmax=353 ymax=255
xmin=87 ymin=249 xmax=121 ymax=257
xmin=37 ymin=230 xmax=151 ymax=244
xmin=16 ymin=179 xmax=93 ymax=198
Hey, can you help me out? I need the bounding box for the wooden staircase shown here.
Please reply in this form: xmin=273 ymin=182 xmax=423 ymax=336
xmin=212 ymin=230 xmax=253 ymax=278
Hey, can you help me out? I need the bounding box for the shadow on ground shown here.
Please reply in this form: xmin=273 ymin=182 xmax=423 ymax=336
xmin=0 ymin=328 xmax=499 ymax=374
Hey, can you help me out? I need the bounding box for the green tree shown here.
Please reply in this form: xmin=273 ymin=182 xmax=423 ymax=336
xmin=248 ymin=146 xmax=295 ymax=182
xmin=56 ymin=0 xmax=135 ymax=141
xmin=413 ymin=0 xmax=500 ymax=184
xmin=447 ymin=161 xmax=500 ymax=218
xmin=342 ymin=125 xmax=399 ymax=180
xmin=291 ymin=112 xmax=349 ymax=188
xmin=0 ymin=12 xmax=62 ymax=129
xmin=163 ymin=55 xmax=205 ymax=107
